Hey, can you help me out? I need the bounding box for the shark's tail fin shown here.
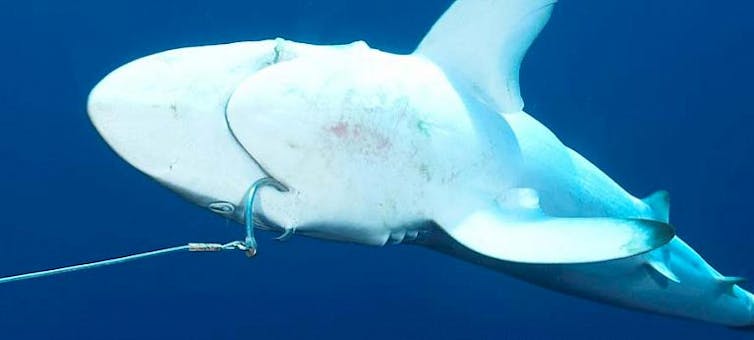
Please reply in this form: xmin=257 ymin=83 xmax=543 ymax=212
xmin=642 ymin=190 xmax=670 ymax=223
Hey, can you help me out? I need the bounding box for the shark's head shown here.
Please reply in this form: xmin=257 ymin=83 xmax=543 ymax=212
xmin=86 ymin=41 xmax=284 ymax=222
xmin=87 ymin=39 xmax=382 ymax=226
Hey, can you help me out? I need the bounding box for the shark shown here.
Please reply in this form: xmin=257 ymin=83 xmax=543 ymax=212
xmin=85 ymin=0 xmax=754 ymax=328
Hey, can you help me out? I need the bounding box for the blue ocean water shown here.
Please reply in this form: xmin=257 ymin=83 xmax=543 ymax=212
xmin=0 ymin=0 xmax=752 ymax=339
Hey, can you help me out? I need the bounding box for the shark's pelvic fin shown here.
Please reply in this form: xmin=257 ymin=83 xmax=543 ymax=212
xmin=415 ymin=0 xmax=557 ymax=114
xmin=647 ymin=259 xmax=681 ymax=284
xmin=439 ymin=194 xmax=675 ymax=264
xmin=642 ymin=190 xmax=670 ymax=223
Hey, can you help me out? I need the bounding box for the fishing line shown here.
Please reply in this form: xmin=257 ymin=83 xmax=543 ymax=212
xmin=0 ymin=177 xmax=287 ymax=285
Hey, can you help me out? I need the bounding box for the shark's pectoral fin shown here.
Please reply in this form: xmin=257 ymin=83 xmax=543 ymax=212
xmin=438 ymin=204 xmax=675 ymax=264
xmin=415 ymin=0 xmax=556 ymax=113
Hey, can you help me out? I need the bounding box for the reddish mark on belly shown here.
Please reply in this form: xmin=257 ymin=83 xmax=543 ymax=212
xmin=328 ymin=121 xmax=350 ymax=138
xmin=325 ymin=121 xmax=392 ymax=154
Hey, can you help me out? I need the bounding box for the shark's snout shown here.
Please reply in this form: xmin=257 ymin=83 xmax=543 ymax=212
xmin=87 ymin=43 xmax=278 ymax=219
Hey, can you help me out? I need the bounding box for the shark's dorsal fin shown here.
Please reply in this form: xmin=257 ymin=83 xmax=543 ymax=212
xmin=642 ymin=190 xmax=670 ymax=223
xmin=415 ymin=0 xmax=557 ymax=114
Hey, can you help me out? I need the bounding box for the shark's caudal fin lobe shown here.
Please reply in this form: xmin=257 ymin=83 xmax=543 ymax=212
xmin=642 ymin=190 xmax=670 ymax=223
xmin=415 ymin=0 xmax=557 ymax=114
xmin=438 ymin=204 xmax=675 ymax=264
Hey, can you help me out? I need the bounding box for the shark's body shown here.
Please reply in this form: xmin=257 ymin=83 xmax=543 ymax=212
xmin=86 ymin=0 xmax=753 ymax=327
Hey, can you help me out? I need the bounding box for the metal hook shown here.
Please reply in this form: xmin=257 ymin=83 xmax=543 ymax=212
xmin=0 ymin=178 xmax=290 ymax=284
xmin=243 ymin=177 xmax=289 ymax=257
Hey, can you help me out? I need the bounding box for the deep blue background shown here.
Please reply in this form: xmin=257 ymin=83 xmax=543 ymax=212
xmin=1 ymin=0 xmax=752 ymax=339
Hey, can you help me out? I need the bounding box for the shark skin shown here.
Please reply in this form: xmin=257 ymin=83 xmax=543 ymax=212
xmin=86 ymin=0 xmax=753 ymax=328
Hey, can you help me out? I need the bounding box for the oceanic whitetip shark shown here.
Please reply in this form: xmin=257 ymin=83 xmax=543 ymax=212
xmin=78 ymin=0 xmax=752 ymax=328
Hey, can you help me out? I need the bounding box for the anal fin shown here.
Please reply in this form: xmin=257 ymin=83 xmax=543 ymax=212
xmin=719 ymin=276 xmax=747 ymax=288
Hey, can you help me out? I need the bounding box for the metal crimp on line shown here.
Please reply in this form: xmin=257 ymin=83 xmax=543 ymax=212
xmin=188 ymin=241 xmax=252 ymax=252
xmin=0 ymin=177 xmax=289 ymax=285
